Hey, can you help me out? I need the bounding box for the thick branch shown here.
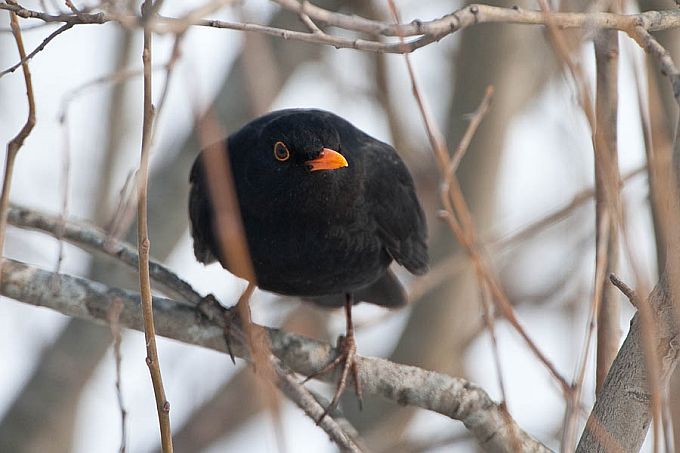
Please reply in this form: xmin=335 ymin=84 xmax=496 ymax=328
xmin=576 ymin=276 xmax=680 ymax=452
xmin=0 ymin=258 xmax=552 ymax=453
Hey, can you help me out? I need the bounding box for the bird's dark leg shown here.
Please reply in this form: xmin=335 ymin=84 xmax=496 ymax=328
xmin=304 ymin=293 xmax=363 ymax=423
xmin=231 ymin=282 xmax=257 ymax=367
xmin=195 ymin=284 xmax=256 ymax=365
xmin=195 ymin=293 xmax=238 ymax=363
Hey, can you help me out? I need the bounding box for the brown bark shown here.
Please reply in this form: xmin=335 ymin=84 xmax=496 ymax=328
xmin=576 ymin=275 xmax=680 ymax=452
xmin=644 ymin=0 xmax=680 ymax=444
xmin=594 ymin=28 xmax=622 ymax=392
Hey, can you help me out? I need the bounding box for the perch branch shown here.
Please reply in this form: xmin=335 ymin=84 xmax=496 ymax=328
xmin=0 ymin=258 xmax=552 ymax=453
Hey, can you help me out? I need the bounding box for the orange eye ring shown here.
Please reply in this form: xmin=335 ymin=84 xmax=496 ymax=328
xmin=273 ymin=141 xmax=290 ymax=161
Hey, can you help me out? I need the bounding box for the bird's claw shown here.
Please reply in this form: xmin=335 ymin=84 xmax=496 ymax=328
xmin=303 ymin=332 xmax=363 ymax=424
xmin=195 ymin=293 xmax=224 ymax=323
xmin=222 ymin=308 xmax=240 ymax=365
xmin=195 ymin=294 xmax=240 ymax=364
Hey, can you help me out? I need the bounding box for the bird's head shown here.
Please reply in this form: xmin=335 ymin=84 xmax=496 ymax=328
xmin=226 ymin=110 xmax=359 ymax=214
xmin=257 ymin=111 xmax=349 ymax=176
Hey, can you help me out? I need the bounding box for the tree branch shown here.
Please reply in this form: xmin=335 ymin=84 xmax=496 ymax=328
xmin=0 ymin=22 xmax=73 ymax=78
xmin=136 ymin=1 xmax=172 ymax=450
xmin=6 ymin=203 xmax=200 ymax=304
xmin=0 ymin=258 xmax=552 ymax=453
xmin=593 ymin=25 xmax=621 ymax=395
xmin=0 ymin=10 xmax=36 ymax=277
xmin=0 ymin=2 xmax=679 ymax=54
xmin=576 ymin=275 xmax=680 ymax=452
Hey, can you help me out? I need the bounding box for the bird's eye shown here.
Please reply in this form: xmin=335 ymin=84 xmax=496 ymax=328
xmin=273 ymin=141 xmax=290 ymax=162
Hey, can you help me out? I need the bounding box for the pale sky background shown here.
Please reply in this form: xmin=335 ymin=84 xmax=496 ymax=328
xmin=0 ymin=0 xmax=662 ymax=451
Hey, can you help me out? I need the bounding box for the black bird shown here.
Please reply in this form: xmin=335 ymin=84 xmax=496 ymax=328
xmin=189 ymin=108 xmax=428 ymax=414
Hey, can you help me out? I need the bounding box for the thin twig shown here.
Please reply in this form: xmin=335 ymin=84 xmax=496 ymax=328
xmin=627 ymin=26 xmax=680 ymax=108
xmin=294 ymin=0 xmax=324 ymax=35
xmin=104 ymin=32 xmax=185 ymax=245
xmin=64 ymin=0 xmax=80 ymax=15
xmin=577 ymin=26 xmax=680 ymax=453
xmin=479 ymin=281 xmax=518 ymax=451
xmin=54 ymin=80 xmax=74 ymax=279
xmin=593 ymin=23 xmax=621 ymax=395
xmin=195 ymin=108 xmax=287 ymax=453
xmin=387 ymin=0 xmax=571 ymax=396
xmin=563 ymin=211 xmax=610 ymax=451
xmin=0 ymin=11 xmax=36 ymax=281
xmin=609 ymin=274 xmax=641 ymax=309
xmin=535 ymin=5 xmax=646 ymax=448
xmin=108 ymin=299 xmax=128 ymax=453
xmin=408 ymin=165 xmax=646 ymax=303
xmin=623 ymin=24 xmax=680 ymax=453
xmin=137 ymin=1 xmax=173 ymax=451
xmin=93 ymin=25 xmax=135 ymax=228
xmin=449 ymin=85 xmax=494 ymax=175
xmin=274 ymin=363 xmax=364 ymax=452
xmin=0 ymin=23 xmax=73 ymax=78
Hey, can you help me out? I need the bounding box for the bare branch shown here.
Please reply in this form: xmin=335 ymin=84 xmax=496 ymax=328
xmin=629 ymin=27 xmax=680 ymax=99
xmin=0 ymin=23 xmax=73 ymax=78
xmin=565 ymin=211 xmax=611 ymax=450
xmin=273 ymin=364 xmax=364 ymax=452
xmin=107 ymin=299 xmax=127 ymax=453
xmin=0 ymin=11 xmax=36 ymax=279
xmin=408 ymin=165 xmax=646 ymax=303
xmin=593 ymin=25 xmax=621 ymax=395
xmin=387 ymin=0 xmax=570 ymax=396
xmin=136 ymin=2 xmax=173 ymax=450
xmin=6 ymin=203 xmax=201 ymax=304
xmin=0 ymin=3 xmax=679 ymax=54
xmin=0 ymin=258 xmax=552 ymax=453
xmin=609 ymin=274 xmax=641 ymax=310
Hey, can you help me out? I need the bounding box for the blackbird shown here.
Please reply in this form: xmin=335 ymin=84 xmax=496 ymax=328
xmin=189 ymin=108 xmax=428 ymax=415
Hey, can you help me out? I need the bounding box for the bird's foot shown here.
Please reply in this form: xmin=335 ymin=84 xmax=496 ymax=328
xmin=195 ymin=294 xmax=240 ymax=364
xmin=195 ymin=293 xmax=224 ymax=321
xmin=303 ymin=332 xmax=363 ymax=423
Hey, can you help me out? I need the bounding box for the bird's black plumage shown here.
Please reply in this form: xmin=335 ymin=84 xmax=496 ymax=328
xmin=189 ymin=108 xmax=427 ymax=308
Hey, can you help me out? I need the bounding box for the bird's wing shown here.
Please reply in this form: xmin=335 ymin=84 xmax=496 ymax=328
xmin=364 ymin=142 xmax=428 ymax=276
xmin=188 ymin=155 xmax=218 ymax=264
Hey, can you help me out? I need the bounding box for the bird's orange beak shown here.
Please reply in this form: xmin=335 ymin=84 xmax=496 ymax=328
xmin=305 ymin=148 xmax=348 ymax=172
